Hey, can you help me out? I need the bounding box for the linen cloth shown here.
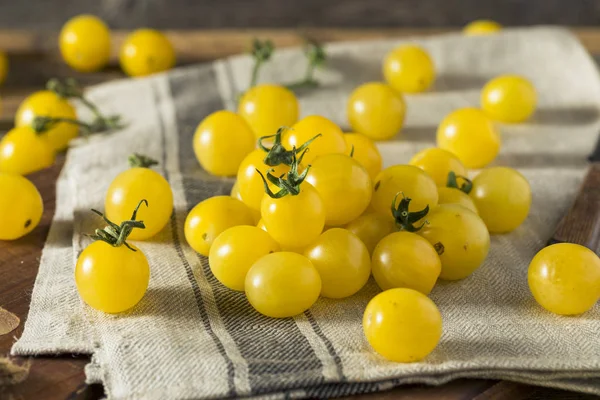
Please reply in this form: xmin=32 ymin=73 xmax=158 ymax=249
xmin=12 ymin=27 xmax=600 ymax=399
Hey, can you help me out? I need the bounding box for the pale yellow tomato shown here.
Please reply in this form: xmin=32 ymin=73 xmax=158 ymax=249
xmin=372 ymin=231 xmax=441 ymax=294
xmin=304 ymin=228 xmax=371 ymax=298
xmin=409 ymin=147 xmax=467 ymax=187
xmin=306 ymin=153 xmax=372 ymax=226
xmin=193 ymin=110 xmax=255 ymax=177
xmin=347 ymin=82 xmax=406 ymax=141
xmin=283 ymin=115 xmax=346 ymax=165
xmin=15 ymin=90 xmax=79 ymax=151
xmin=59 ymin=15 xmax=111 ymax=72
xmin=470 ymin=167 xmax=531 ymax=233
xmin=481 ymin=75 xmax=537 ymax=123
xmin=383 ymin=45 xmax=435 ymax=93
xmin=528 ymin=243 xmax=600 ymax=315
xmin=0 ymin=126 xmax=55 ymax=175
xmin=437 ymin=187 xmax=478 ymax=214
xmin=245 ymin=252 xmax=321 ymax=318
xmin=238 ymin=84 xmax=299 ymax=139
xmin=230 ymin=180 xmax=261 ymax=223
xmin=371 ymin=165 xmax=438 ymax=216
xmin=463 ymin=20 xmax=502 ymax=35
xmin=0 ymin=173 xmax=43 ymax=240
xmin=120 ymin=29 xmax=176 ymax=77
xmin=437 ymin=108 xmax=501 ymax=169
xmin=343 ymin=133 xmax=382 ymax=180
xmin=185 ymin=196 xmax=255 ymax=256
xmin=345 ymin=212 xmax=396 ymax=255
xmin=363 ymin=288 xmax=442 ymax=362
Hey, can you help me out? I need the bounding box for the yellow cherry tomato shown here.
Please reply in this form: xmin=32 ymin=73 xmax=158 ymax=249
xmin=0 ymin=173 xmax=43 ymax=240
xmin=105 ymin=165 xmax=173 ymax=241
xmin=283 ymin=115 xmax=346 ymax=165
xmin=120 ymin=29 xmax=176 ymax=77
xmin=371 ymin=165 xmax=438 ymax=216
xmin=418 ymin=204 xmax=490 ymax=280
xmin=15 ymin=90 xmax=78 ymax=151
xmin=0 ymin=126 xmax=55 ymax=175
xmin=257 ymin=219 xmax=267 ymax=231
xmin=437 ymin=108 xmax=501 ymax=169
xmin=236 ymin=149 xmax=290 ymax=211
xmin=238 ymin=84 xmax=299 ymax=139
xmin=261 ymin=183 xmax=325 ymax=249
xmin=383 ymin=45 xmax=436 ymax=94
xmin=75 ymin=241 xmax=149 ymax=313
xmin=0 ymin=51 xmax=8 ymax=85
xmin=363 ymin=288 xmax=442 ymax=362
xmin=245 ymin=252 xmax=321 ymax=318
xmin=372 ymin=231 xmax=441 ymax=294
xmin=409 ymin=147 xmax=467 ymax=188
xmin=343 ymin=133 xmax=382 ymax=181
xmin=481 ymin=75 xmax=537 ymax=123
xmin=185 ymin=196 xmax=255 ymax=256
xmin=231 ymin=180 xmax=261 ymax=223
xmin=59 ymin=15 xmax=111 ymax=72
xmin=194 ymin=110 xmax=255 ymax=177
xmin=345 ymin=212 xmax=395 ymax=255
xmin=528 ymin=243 xmax=600 ymax=315
xmin=437 ymin=187 xmax=478 ymax=214
xmin=347 ymin=82 xmax=406 ymax=141
xmin=463 ymin=20 xmax=502 ymax=35
xmin=209 ymin=225 xmax=280 ymax=291
xmin=470 ymin=167 xmax=531 ymax=233
xmin=306 ymin=153 xmax=372 ymax=226
xmin=304 ymin=228 xmax=371 ymax=299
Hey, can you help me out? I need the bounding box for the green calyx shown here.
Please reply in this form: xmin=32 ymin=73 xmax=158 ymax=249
xmin=287 ymin=39 xmax=326 ymax=90
xmin=249 ymin=39 xmax=275 ymax=88
xmin=89 ymin=199 xmax=148 ymax=251
xmin=129 ymin=153 xmax=159 ymax=169
xmin=256 ymin=147 xmax=310 ymax=198
xmin=258 ymin=127 xmax=321 ymax=167
xmin=447 ymin=171 xmax=473 ymax=194
xmin=391 ymin=192 xmax=430 ymax=232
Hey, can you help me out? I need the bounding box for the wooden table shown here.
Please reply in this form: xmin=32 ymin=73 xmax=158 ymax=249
xmin=1 ymin=28 xmax=598 ymax=400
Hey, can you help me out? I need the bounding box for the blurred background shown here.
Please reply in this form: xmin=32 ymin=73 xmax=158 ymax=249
xmin=1 ymin=0 xmax=600 ymax=29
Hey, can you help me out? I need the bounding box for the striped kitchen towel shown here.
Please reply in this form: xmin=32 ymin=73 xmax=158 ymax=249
xmin=12 ymin=27 xmax=600 ymax=399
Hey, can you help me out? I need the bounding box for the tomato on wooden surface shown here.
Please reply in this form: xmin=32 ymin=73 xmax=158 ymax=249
xmin=409 ymin=147 xmax=467 ymax=188
xmin=343 ymin=132 xmax=382 ymax=181
xmin=383 ymin=45 xmax=436 ymax=94
xmin=59 ymin=15 xmax=111 ymax=72
xmin=481 ymin=75 xmax=537 ymax=123
xmin=0 ymin=126 xmax=55 ymax=176
xmin=0 ymin=173 xmax=43 ymax=240
xmin=120 ymin=29 xmax=176 ymax=77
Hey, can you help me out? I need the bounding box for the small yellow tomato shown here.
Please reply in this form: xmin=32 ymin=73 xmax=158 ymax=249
xmin=363 ymin=288 xmax=442 ymax=362
xmin=345 ymin=212 xmax=396 ymax=255
xmin=409 ymin=147 xmax=467 ymax=187
xmin=371 ymin=165 xmax=438 ymax=216
xmin=105 ymin=164 xmax=173 ymax=241
xmin=283 ymin=115 xmax=346 ymax=165
xmin=418 ymin=204 xmax=490 ymax=280
xmin=0 ymin=173 xmax=43 ymax=240
xmin=304 ymin=228 xmax=371 ymax=299
xmin=347 ymin=82 xmax=406 ymax=141
xmin=75 ymin=241 xmax=149 ymax=313
xmin=236 ymin=149 xmax=290 ymax=211
xmin=463 ymin=20 xmax=502 ymax=35
xmin=15 ymin=90 xmax=78 ymax=151
xmin=372 ymin=231 xmax=441 ymax=294
xmin=0 ymin=126 xmax=55 ymax=175
xmin=261 ymin=183 xmax=325 ymax=249
xmin=343 ymin=133 xmax=382 ymax=180
xmin=470 ymin=167 xmax=531 ymax=233
xmin=437 ymin=108 xmax=501 ymax=169
xmin=437 ymin=187 xmax=478 ymax=214
xmin=0 ymin=51 xmax=8 ymax=85
xmin=185 ymin=196 xmax=255 ymax=256
xmin=230 ymin=180 xmax=261 ymax=223
xmin=59 ymin=15 xmax=111 ymax=72
xmin=245 ymin=252 xmax=321 ymax=318
xmin=257 ymin=219 xmax=267 ymax=231
xmin=120 ymin=29 xmax=176 ymax=77
xmin=528 ymin=243 xmax=600 ymax=315
xmin=193 ymin=110 xmax=255 ymax=177
xmin=306 ymin=153 xmax=372 ymax=226
xmin=238 ymin=84 xmax=299 ymax=139
xmin=209 ymin=225 xmax=280 ymax=291
xmin=481 ymin=75 xmax=537 ymax=123
xmin=383 ymin=45 xmax=435 ymax=94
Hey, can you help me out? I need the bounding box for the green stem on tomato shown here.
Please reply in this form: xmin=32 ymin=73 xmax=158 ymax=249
xmin=391 ymin=192 xmax=430 ymax=232
xmin=447 ymin=171 xmax=473 ymax=194
xmin=88 ymin=199 xmax=148 ymax=252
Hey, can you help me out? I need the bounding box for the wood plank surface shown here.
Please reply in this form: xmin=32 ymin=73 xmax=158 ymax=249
xmin=1 ymin=28 xmax=599 ymax=400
